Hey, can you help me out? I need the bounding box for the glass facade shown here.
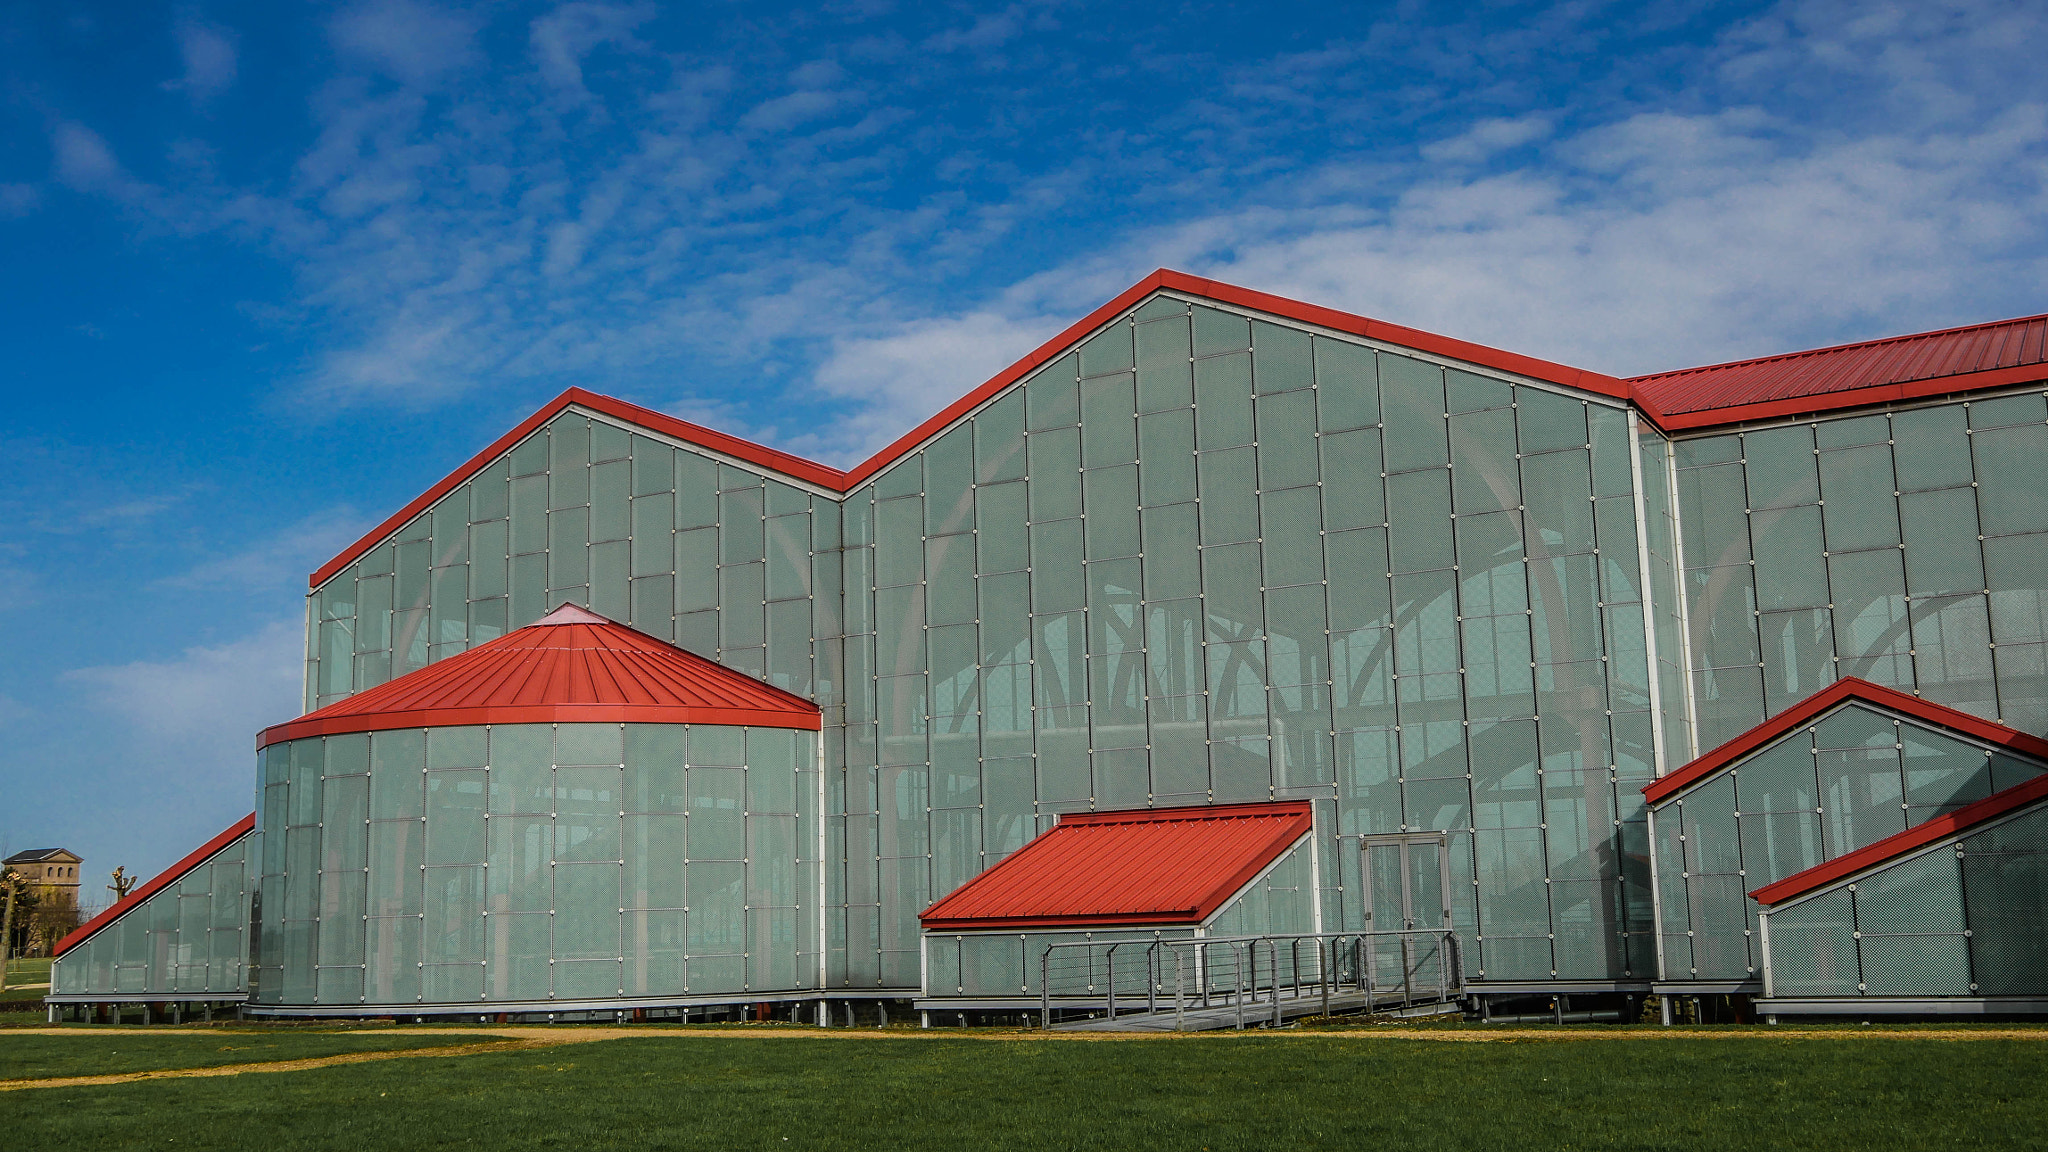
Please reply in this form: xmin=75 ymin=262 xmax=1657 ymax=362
xmin=250 ymin=722 xmax=818 ymax=1007
xmin=50 ymin=833 xmax=251 ymax=998
xmin=1671 ymin=396 xmax=2048 ymax=750
xmin=1763 ymin=798 xmax=2048 ymax=998
xmin=1649 ymin=699 xmax=2046 ymax=982
xmin=268 ymin=288 xmax=2048 ymax=1005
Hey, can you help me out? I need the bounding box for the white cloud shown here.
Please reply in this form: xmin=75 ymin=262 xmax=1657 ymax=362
xmin=329 ymin=0 xmax=478 ymax=85
xmin=1420 ymin=116 xmax=1554 ymax=165
xmin=66 ymin=617 xmax=304 ymax=749
xmin=162 ymin=508 xmax=368 ymax=592
xmin=50 ymin=122 xmax=129 ymax=195
xmin=167 ymin=20 xmax=238 ymax=101
xmin=529 ymin=2 xmax=652 ymax=97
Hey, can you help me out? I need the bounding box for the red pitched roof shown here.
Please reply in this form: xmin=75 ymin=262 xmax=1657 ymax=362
xmin=308 ymin=267 xmax=2048 ymax=591
xmin=1643 ymin=677 xmax=2048 ymax=807
xmin=1632 ymin=312 xmax=2048 ymax=429
xmin=51 ymin=814 xmax=255 ymax=959
xmin=1751 ymin=771 xmax=2048 ymax=907
xmin=258 ymin=604 xmax=819 ymax=748
xmin=918 ymin=801 xmax=1313 ymax=932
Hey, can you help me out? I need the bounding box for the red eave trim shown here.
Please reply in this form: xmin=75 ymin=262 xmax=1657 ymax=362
xmin=310 ymin=389 xmax=850 ymax=588
xmin=920 ymin=909 xmax=1204 ymax=932
xmin=1752 ymin=772 xmax=2048 ymax=906
xmin=1645 ymin=678 xmax=2048 ymax=806
xmin=51 ymin=814 xmax=256 ymax=959
xmin=1654 ymin=363 xmax=2048 ymax=431
xmin=256 ymin=701 xmax=821 ymax=749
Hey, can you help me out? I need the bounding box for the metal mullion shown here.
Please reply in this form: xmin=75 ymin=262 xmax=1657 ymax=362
xmin=1665 ymin=437 xmax=1702 ymax=758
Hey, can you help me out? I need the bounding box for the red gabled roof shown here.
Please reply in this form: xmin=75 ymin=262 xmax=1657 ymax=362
xmin=1752 ymin=771 xmax=2048 ymax=907
xmin=918 ymin=801 xmax=1313 ymax=932
xmin=51 ymin=814 xmax=255 ymax=959
xmin=308 ymin=267 xmax=2048 ymax=591
xmin=1633 ymin=312 xmax=2048 ymax=429
xmin=1644 ymin=678 xmax=2048 ymax=806
xmin=258 ymin=604 xmax=819 ymax=748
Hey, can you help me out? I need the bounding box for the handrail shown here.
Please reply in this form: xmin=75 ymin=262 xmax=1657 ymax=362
xmin=1037 ymin=928 xmax=1462 ymax=1030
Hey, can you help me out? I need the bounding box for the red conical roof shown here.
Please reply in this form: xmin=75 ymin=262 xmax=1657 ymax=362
xmin=258 ymin=604 xmax=819 ymax=748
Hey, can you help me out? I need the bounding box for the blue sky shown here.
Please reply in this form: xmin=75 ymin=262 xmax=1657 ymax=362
xmin=3 ymin=0 xmax=2044 ymax=895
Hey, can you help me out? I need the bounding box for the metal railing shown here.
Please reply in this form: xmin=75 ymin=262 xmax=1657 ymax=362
xmin=1037 ymin=928 xmax=1462 ymax=1030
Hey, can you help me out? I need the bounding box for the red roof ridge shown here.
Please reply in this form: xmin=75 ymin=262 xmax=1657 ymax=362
xmin=1645 ymin=677 xmax=2048 ymax=807
xmin=1751 ymin=771 xmax=2048 ymax=907
xmin=1628 ymin=310 xmax=2048 ymax=383
xmin=258 ymin=608 xmax=819 ymax=748
xmin=918 ymin=800 xmax=1313 ymax=932
xmin=51 ymin=814 xmax=256 ymax=959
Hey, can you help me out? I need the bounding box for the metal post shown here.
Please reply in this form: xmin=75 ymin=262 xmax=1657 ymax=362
xmin=1320 ymin=939 xmax=1331 ymax=1019
xmin=878 ymin=1001 xmax=888 ymax=1028
xmin=1234 ymin=944 xmax=1247 ymax=1031
xmin=1040 ymin=948 xmax=1052 ymax=1030
xmin=1270 ymin=940 xmax=1282 ymax=1028
xmin=1146 ymin=942 xmax=1158 ymax=1016
xmin=1553 ymin=994 xmax=1566 ymax=1026
xmin=1173 ymin=948 xmax=1187 ymax=1032
xmin=1361 ymin=938 xmax=1374 ymax=1015
xmin=1105 ymin=944 xmax=1117 ymax=1021
xmin=1438 ymin=932 xmax=1448 ymax=1006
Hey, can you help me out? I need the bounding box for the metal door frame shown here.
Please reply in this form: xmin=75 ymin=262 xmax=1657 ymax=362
xmin=1360 ymin=833 xmax=1454 ymax=932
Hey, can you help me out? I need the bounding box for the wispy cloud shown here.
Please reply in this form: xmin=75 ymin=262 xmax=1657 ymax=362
xmin=66 ymin=618 xmax=304 ymax=746
xmin=82 ymin=0 xmax=2048 ymax=469
xmin=166 ymin=19 xmax=238 ymax=102
xmin=161 ymin=507 xmax=368 ymax=593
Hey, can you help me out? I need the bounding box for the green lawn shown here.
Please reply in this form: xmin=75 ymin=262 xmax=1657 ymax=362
xmin=0 ymin=1031 xmax=494 ymax=1081
xmin=3 ymin=957 xmax=51 ymax=985
xmin=1 ymin=1032 xmax=2043 ymax=1150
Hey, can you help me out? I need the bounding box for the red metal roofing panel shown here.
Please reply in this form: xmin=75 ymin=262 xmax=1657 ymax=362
xmin=919 ymin=801 xmax=1313 ymax=931
xmin=1644 ymin=678 xmax=2048 ymax=806
xmin=258 ymin=604 xmax=819 ymax=747
xmin=51 ymin=814 xmax=255 ymax=959
xmin=1632 ymin=313 xmax=2048 ymax=420
xmin=1752 ymin=772 xmax=2048 ymax=907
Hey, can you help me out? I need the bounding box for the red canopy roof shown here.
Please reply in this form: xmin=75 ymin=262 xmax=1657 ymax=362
xmin=919 ymin=801 xmax=1313 ymax=932
xmin=51 ymin=814 xmax=255 ymax=959
xmin=259 ymin=604 xmax=819 ymax=748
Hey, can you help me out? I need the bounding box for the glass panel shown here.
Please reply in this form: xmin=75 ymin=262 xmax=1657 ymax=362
xmin=1194 ymin=352 xmax=1254 ymax=450
xmin=1197 ymin=447 xmax=1258 ymax=545
xmin=1320 ymin=428 xmax=1384 ymax=530
xmin=974 ymin=391 xmax=1027 ymax=483
xmin=1900 ymin=488 xmax=1985 ymax=595
xmin=1972 ymin=423 xmax=2048 ymax=535
xmin=1313 ymin=336 xmax=1379 ymax=432
xmin=1379 ymin=355 xmax=1447 ymax=471
xmin=1080 ymin=373 xmax=1138 ymax=467
xmin=1136 ymin=314 xmax=1194 ymax=413
xmin=1743 ymin=424 xmax=1819 ymax=508
xmin=1028 ymin=429 xmax=1082 ymax=522
xmin=1892 ymin=405 xmax=1974 ymax=491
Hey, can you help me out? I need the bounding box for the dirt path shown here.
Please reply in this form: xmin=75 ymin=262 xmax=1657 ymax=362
xmin=0 ymin=1037 xmax=572 ymax=1092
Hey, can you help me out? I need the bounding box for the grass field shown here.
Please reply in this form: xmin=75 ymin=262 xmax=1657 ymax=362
xmin=2 ymin=1028 xmax=2044 ymax=1150
xmin=0 ymin=958 xmax=52 ymax=1007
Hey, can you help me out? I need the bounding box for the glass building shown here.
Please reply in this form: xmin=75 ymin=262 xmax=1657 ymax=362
xmin=46 ymin=273 xmax=2048 ymax=1021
